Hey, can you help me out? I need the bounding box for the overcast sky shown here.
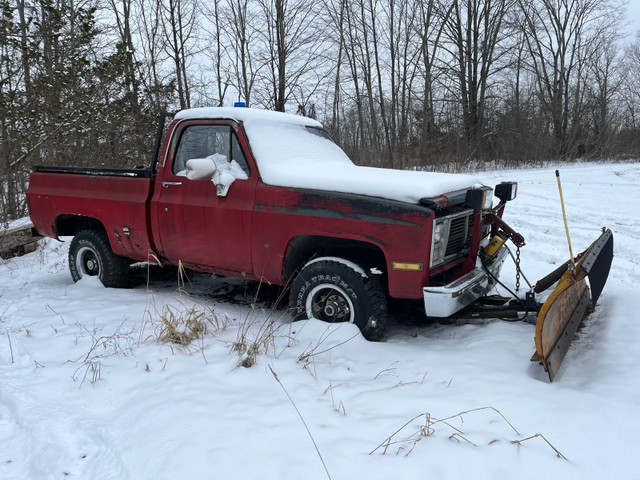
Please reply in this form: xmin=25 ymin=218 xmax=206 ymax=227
xmin=624 ymin=0 xmax=640 ymax=40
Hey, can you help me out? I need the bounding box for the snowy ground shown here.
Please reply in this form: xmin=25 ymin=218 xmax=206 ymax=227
xmin=1 ymin=162 xmax=638 ymax=480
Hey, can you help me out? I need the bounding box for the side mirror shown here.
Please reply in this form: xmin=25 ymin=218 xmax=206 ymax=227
xmin=213 ymin=171 xmax=231 ymax=197
xmin=185 ymin=158 xmax=217 ymax=180
xmin=185 ymin=156 xmax=234 ymax=197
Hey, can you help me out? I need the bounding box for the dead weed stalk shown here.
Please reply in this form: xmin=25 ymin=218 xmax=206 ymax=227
xmin=70 ymin=321 xmax=135 ymax=386
xmin=231 ymin=278 xmax=293 ymax=368
xmin=269 ymin=364 xmax=332 ymax=480
xmin=370 ymin=406 xmax=567 ymax=460
xmin=5 ymin=329 xmax=14 ymax=364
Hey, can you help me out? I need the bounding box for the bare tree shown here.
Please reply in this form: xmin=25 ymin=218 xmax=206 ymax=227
xmin=200 ymin=0 xmax=231 ymax=106
xmin=108 ymin=0 xmax=140 ymax=107
xmin=617 ymin=33 xmax=640 ymax=154
xmin=322 ymin=0 xmax=347 ymax=137
xmin=254 ymin=0 xmax=326 ymax=112
xmin=161 ymin=0 xmax=198 ymax=109
xmin=585 ymin=33 xmax=622 ymax=156
xmin=343 ymin=0 xmax=383 ymax=162
xmin=444 ymin=0 xmax=514 ymax=160
xmin=518 ymin=0 xmax=621 ymax=158
xmin=134 ymin=0 xmax=169 ymax=110
xmin=416 ymin=0 xmax=454 ymax=161
xmin=224 ymin=0 xmax=260 ymax=105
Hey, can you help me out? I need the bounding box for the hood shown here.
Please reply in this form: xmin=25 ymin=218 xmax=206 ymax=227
xmin=260 ymin=161 xmax=480 ymax=205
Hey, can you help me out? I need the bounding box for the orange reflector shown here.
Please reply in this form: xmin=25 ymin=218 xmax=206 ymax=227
xmin=391 ymin=262 xmax=423 ymax=272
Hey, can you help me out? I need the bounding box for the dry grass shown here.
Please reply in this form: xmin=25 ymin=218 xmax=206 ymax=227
xmin=141 ymin=296 xmax=230 ymax=360
xmin=140 ymin=261 xmax=230 ymax=358
xmin=323 ymin=381 xmax=346 ymax=415
xmin=231 ymin=278 xmax=294 ymax=368
xmin=154 ymin=301 xmax=228 ymax=347
xmin=70 ymin=321 xmax=135 ymax=386
xmin=370 ymin=406 xmax=567 ymax=460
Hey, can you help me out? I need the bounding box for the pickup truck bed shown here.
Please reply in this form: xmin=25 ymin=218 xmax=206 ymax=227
xmin=28 ymin=169 xmax=155 ymax=262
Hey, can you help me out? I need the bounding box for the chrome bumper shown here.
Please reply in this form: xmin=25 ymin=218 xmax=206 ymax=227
xmin=423 ymin=247 xmax=508 ymax=317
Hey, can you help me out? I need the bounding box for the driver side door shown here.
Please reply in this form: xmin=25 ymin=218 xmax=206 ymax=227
xmin=153 ymin=120 xmax=256 ymax=276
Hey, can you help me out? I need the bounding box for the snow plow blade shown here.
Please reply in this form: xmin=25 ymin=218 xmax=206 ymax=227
xmin=532 ymin=228 xmax=613 ymax=381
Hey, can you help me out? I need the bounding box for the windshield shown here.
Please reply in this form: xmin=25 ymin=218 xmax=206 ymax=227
xmin=241 ymin=120 xmax=353 ymax=184
xmin=305 ymin=126 xmax=335 ymax=142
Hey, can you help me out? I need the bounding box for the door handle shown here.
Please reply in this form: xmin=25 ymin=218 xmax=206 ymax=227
xmin=162 ymin=181 xmax=182 ymax=187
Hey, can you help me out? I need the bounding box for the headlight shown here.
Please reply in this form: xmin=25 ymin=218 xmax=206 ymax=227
xmin=434 ymin=222 xmax=444 ymax=243
xmin=431 ymin=218 xmax=451 ymax=267
xmin=466 ymin=186 xmax=493 ymax=211
xmin=495 ymin=182 xmax=518 ymax=202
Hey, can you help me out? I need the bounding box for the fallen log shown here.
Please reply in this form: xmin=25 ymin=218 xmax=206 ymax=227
xmin=0 ymin=220 xmax=42 ymax=259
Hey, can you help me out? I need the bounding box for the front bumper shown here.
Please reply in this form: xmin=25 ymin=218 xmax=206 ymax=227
xmin=423 ymin=247 xmax=508 ymax=317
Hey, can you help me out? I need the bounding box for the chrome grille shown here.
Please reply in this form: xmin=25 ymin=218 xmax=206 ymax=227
xmin=445 ymin=214 xmax=472 ymax=256
xmin=430 ymin=209 xmax=474 ymax=268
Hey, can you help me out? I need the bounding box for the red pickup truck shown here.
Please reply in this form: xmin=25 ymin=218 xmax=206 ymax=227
xmin=27 ymin=107 xmax=519 ymax=340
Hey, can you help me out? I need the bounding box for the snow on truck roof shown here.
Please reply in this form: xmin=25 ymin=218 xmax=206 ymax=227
xmin=175 ymin=107 xmax=322 ymax=127
xmin=175 ymin=107 xmax=481 ymax=204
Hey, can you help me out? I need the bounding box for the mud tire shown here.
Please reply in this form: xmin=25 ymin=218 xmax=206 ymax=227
xmin=290 ymin=259 xmax=387 ymax=340
xmin=68 ymin=229 xmax=130 ymax=288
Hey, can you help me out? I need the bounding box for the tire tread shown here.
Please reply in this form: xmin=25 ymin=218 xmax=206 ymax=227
xmin=290 ymin=259 xmax=387 ymax=340
xmin=69 ymin=229 xmax=130 ymax=288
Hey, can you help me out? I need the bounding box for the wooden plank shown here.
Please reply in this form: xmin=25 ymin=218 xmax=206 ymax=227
xmin=0 ymin=220 xmax=41 ymax=258
xmin=0 ymin=220 xmax=34 ymax=237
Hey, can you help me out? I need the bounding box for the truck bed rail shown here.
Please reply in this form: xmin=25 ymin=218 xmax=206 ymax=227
xmin=34 ymin=165 xmax=155 ymax=178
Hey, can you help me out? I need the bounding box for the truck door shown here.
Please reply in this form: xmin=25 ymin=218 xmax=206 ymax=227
xmin=152 ymin=120 xmax=256 ymax=276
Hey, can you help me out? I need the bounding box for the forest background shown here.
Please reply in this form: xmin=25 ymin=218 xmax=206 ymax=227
xmin=1 ymin=0 xmax=639 ymax=222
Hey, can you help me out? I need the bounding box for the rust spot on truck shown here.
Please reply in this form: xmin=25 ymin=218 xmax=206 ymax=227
xmin=113 ymin=229 xmax=125 ymax=251
xmin=255 ymin=189 xmax=432 ymax=226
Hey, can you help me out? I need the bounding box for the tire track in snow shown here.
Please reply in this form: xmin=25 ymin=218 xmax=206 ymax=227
xmin=0 ymin=337 xmax=128 ymax=480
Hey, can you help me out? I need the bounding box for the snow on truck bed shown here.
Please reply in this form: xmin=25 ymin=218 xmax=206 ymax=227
xmin=175 ymin=107 xmax=480 ymax=203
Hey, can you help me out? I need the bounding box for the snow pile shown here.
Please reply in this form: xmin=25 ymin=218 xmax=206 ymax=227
xmin=176 ymin=107 xmax=480 ymax=203
xmin=183 ymin=153 xmax=249 ymax=189
xmin=184 ymin=157 xmax=218 ymax=180
xmin=210 ymin=156 xmax=249 ymax=190
xmin=1 ymin=162 xmax=639 ymax=480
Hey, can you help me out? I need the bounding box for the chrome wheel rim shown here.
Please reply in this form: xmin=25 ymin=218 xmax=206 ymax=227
xmin=305 ymin=283 xmax=355 ymax=323
xmin=76 ymin=246 xmax=100 ymax=278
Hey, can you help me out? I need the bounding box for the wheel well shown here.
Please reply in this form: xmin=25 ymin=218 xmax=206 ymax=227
xmin=56 ymin=215 xmax=106 ymax=237
xmin=283 ymin=235 xmax=387 ymax=284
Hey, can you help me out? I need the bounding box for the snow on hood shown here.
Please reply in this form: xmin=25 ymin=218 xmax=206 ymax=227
xmin=176 ymin=107 xmax=480 ymax=204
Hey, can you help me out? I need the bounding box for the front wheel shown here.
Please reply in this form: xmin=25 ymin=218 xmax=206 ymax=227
xmin=289 ymin=259 xmax=387 ymax=340
xmin=68 ymin=229 xmax=130 ymax=288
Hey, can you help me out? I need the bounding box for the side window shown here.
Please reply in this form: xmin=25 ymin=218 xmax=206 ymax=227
xmin=173 ymin=124 xmax=250 ymax=177
xmin=231 ymin=133 xmax=250 ymax=176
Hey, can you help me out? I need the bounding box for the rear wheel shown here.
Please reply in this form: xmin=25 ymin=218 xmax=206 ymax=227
xmin=290 ymin=259 xmax=387 ymax=340
xmin=68 ymin=229 xmax=130 ymax=288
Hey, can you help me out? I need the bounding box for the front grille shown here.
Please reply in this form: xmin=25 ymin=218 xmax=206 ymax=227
xmin=445 ymin=214 xmax=472 ymax=256
xmin=430 ymin=209 xmax=474 ymax=268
